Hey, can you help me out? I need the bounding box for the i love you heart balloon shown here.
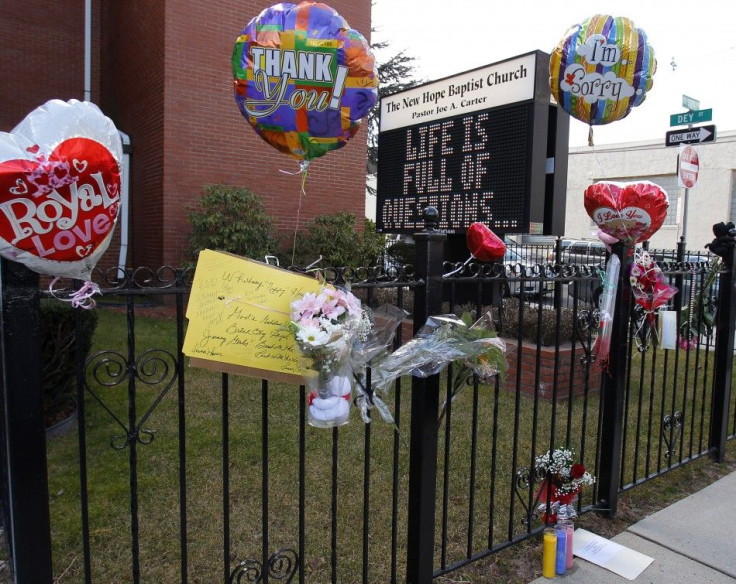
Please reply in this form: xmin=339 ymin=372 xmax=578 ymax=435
xmin=0 ymin=99 xmax=123 ymax=279
xmin=584 ymin=181 xmax=669 ymax=244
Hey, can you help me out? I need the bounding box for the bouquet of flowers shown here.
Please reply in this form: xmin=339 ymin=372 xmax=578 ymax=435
xmin=371 ymin=312 xmax=506 ymax=420
xmin=630 ymin=250 xmax=677 ymax=346
xmin=290 ymin=285 xmax=371 ymax=428
xmin=534 ymin=447 xmax=595 ymax=522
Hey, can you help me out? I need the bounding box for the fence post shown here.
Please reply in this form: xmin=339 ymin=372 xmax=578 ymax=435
xmin=674 ymin=236 xmax=686 ymax=311
xmin=0 ymin=259 xmax=53 ymax=583
xmin=709 ymin=242 xmax=736 ymax=462
xmin=596 ymin=242 xmax=633 ymax=517
xmin=405 ymin=208 xmax=446 ymax=584
xmin=552 ymin=237 xmax=563 ymax=311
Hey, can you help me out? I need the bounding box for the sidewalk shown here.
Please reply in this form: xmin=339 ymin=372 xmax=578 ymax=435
xmin=529 ymin=470 xmax=736 ymax=583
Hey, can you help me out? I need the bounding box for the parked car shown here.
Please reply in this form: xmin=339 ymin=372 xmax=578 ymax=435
xmin=561 ymin=239 xmax=607 ymax=265
xmin=546 ymin=238 xmax=577 ymax=262
xmin=503 ymin=247 xmax=555 ymax=298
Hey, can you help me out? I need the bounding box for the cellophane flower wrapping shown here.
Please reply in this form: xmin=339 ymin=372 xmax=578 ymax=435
xmin=371 ymin=312 xmax=507 ymax=415
xmin=630 ymin=251 xmax=677 ymax=312
xmin=630 ymin=250 xmax=677 ymax=346
xmin=290 ymin=286 xmax=371 ymax=428
xmin=593 ymin=254 xmax=619 ymax=370
xmin=679 ymin=256 xmax=720 ymax=349
xmin=351 ymin=303 xmax=408 ymax=424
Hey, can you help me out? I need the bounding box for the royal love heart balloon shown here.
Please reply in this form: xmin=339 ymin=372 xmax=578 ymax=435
xmin=584 ymin=181 xmax=669 ymax=244
xmin=0 ymin=99 xmax=123 ymax=279
xmin=232 ymin=1 xmax=378 ymax=162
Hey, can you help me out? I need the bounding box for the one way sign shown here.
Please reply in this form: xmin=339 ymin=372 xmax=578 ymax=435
xmin=665 ymin=124 xmax=716 ymax=147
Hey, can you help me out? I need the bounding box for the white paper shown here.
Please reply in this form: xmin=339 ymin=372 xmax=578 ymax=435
xmin=659 ymin=310 xmax=677 ymax=350
xmin=573 ymin=528 xmax=654 ymax=581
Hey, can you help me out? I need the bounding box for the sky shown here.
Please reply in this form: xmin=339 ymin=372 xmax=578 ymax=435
xmin=371 ymin=0 xmax=736 ymax=147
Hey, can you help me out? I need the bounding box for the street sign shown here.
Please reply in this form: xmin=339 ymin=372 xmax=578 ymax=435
xmin=678 ymin=145 xmax=699 ymax=188
xmin=682 ymin=95 xmax=700 ymax=111
xmin=670 ymin=108 xmax=712 ymax=127
xmin=665 ymin=125 xmax=716 ymax=147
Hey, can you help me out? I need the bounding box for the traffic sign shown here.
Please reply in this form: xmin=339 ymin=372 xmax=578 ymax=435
xmin=670 ymin=108 xmax=712 ymax=127
xmin=665 ymin=125 xmax=716 ymax=147
xmin=678 ymin=145 xmax=699 ymax=188
xmin=682 ymin=95 xmax=700 ymax=111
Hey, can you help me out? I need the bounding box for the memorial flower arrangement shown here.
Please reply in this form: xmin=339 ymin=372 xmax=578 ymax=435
xmin=535 ymin=447 xmax=595 ymax=522
xmin=371 ymin=312 xmax=507 ymax=420
xmin=290 ymin=285 xmax=371 ymax=427
xmin=629 ymin=250 xmax=677 ymax=346
xmin=440 ymin=312 xmax=507 ymax=422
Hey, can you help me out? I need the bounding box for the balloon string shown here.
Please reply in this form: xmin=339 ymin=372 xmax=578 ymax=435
xmin=588 ymin=125 xmax=594 ymax=147
xmin=280 ymin=161 xmax=309 ymax=266
xmin=444 ymin=255 xmax=473 ymax=278
xmin=48 ymin=277 xmax=101 ymax=309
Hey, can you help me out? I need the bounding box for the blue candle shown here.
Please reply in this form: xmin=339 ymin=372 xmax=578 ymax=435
xmin=555 ymin=528 xmax=567 ymax=575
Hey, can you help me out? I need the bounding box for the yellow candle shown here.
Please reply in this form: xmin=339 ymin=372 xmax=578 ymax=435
xmin=542 ymin=528 xmax=557 ymax=578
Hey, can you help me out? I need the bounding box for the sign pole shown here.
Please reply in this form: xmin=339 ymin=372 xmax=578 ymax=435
xmin=681 ymin=187 xmax=689 ymax=242
xmin=682 ymin=121 xmax=690 ymax=242
xmin=677 ymin=143 xmax=699 ymax=243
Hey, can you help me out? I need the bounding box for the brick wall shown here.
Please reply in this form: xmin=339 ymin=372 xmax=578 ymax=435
xmin=2 ymin=0 xmax=373 ymax=273
xmin=100 ymin=0 xmax=166 ymax=270
xmin=504 ymin=340 xmax=601 ymax=400
xmin=160 ymin=0 xmax=373 ymax=268
xmin=0 ymin=2 xmax=89 ymax=129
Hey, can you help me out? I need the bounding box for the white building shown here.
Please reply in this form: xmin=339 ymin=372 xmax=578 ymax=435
xmin=565 ymin=130 xmax=736 ymax=250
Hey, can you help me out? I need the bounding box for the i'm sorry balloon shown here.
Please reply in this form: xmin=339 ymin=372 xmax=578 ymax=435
xmin=550 ymin=15 xmax=656 ymax=125
xmin=0 ymin=99 xmax=122 ymax=279
xmin=584 ymin=181 xmax=669 ymax=244
xmin=232 ymin=1 xmax=378 ymax=162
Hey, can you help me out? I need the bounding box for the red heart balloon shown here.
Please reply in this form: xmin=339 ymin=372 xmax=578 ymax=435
xmin=466 ymin=222 xmax=506 ymax=262
xmin=584 ymin=181 xmax=669 ymax=244
xmin=0 ymin=100 xmax=122 ymax=279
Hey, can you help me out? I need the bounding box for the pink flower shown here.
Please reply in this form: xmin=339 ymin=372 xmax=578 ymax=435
xmin=291 ymin=292 xmax=326 ymax=320
xmin=342 ymin=290 xmax=363 ymax=317
xmin=321 ymin=298 xmax=346 ymax=320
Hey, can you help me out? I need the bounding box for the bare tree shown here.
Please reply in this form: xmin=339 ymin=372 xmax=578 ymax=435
xmin=366 ymin=36 xmax=421 ymax=195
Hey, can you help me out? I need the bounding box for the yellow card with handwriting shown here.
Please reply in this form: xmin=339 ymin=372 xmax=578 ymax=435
xmin=183 ymin=249 xmax=321 ymax=383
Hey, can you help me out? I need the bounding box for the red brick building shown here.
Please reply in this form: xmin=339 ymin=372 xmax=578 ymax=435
xmin=1 ymin=0 xmax=372 ymax=269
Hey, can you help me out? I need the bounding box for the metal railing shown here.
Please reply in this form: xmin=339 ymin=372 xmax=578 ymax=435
xmin=0 ymin=210 xmax=734 ymax=583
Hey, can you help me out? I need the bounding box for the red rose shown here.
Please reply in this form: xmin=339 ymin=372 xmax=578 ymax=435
xmin=570 ymin=463 xmax=586 ymax=479
xmin=466 ymin=222 xmax=505 ymax=262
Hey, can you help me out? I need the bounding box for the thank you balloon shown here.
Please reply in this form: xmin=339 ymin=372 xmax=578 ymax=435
xmin=550 ymin=15 xmax=656 ymax=125
xmin=232 ymin=1 xmax=378 ymax=162
xmin=0 ymin=99 xmax=123 ymax=279
xmin=584 ymin=181 xmax=668 ymax=244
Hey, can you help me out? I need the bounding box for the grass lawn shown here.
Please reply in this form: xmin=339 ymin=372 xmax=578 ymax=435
xmin=45 ymin=307 xmax=735 ymax=583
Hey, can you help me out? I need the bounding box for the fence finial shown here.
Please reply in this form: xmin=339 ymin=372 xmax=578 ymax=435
xmin=423 ymin=206 xmax=439 ymax=232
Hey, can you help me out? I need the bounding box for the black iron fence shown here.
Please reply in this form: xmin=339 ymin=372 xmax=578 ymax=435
xmin=1 ymin=210 xmax=735 ymax=583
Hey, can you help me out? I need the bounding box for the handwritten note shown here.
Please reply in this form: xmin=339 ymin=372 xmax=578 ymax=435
xmin=183 ymin=249 xmax=322 ymax=383
xmin=573 ymin=528 xmax=653 ymax=580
